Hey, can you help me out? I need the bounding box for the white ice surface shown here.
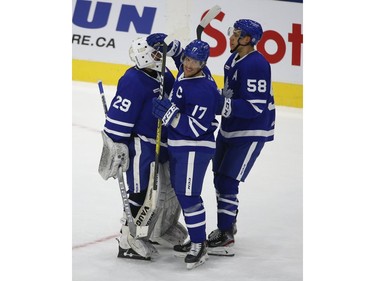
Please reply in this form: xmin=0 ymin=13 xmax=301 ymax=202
xmin=72 ymin=81 xmax=302 ymax=281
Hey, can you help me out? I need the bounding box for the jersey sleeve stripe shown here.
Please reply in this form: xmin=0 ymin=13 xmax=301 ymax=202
xmin=104 ymin=127 xmax=131 ymax=137
xmin=247 ymin=99 xmax=267 ymax=113
xmin=106 ymin=116 xmax=134 ymax=128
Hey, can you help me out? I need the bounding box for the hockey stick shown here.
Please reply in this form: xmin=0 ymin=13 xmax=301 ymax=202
xmin=98 ymin=80 xmax=108 ymax=115
xmin=97 ymin=80 xmax=137 ymax=237
xmin=196 ymin=5 xmax=222 ymax=40
xmin=131 ymin=41 xmax=169 ymax=238
xmin=153 ymin=42 xmax=168 ymax=200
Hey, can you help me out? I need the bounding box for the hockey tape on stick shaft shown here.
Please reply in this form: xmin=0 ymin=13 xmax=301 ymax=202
xmin=196 ymin=5 xmax=221 ymax=40
xmin=117 ymin=166 xmax=137 ymax=237
xmin=97 ymin=80 xmax=108 ymax=115
xmin=97 ymin=80 xmax=137 ymax=237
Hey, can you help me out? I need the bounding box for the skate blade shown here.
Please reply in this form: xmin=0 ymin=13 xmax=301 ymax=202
xmin=207 ymin=246 xmax=235 ymax=256
xmin=186 ymin=254 xmax=208 ymax=270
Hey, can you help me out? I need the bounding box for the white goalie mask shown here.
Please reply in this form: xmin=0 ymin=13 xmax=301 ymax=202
xmin=129 ymin=37 xmax=162 ymax=72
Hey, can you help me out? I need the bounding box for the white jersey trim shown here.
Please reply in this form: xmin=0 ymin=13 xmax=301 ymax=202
xmin=104 ymin=127 xmax=131 ymax=138
xmin=168 ymin=139 xmax=216 ymax=149
xmin=106 ymin=116 xmax=134 ymax=128
xmin=220 ymin=128 xmax=274 ymax=138
xmin=137 ymin=134 xmax=168 ymax=148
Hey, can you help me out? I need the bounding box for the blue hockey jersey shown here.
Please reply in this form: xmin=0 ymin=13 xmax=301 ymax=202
xmin=104 ymin=67 xmax=175 ymax=145
xmin=167 ymin=66 xmax=220 ymax=153
xmin=220 ymin=50 xmax=275 ymax=143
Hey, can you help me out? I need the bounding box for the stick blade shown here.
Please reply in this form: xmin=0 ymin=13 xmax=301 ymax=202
xmin=199 ymin=5 xmax=221 ymax=29
xmin=196 ymin=5 xmax=221 ymax=40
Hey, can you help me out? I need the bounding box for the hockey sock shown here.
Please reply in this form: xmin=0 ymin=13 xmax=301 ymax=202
xmin=176 ymin=194 xmax=206 ymax=243
xmin=214 ymin=174 xmax=239 ymax=231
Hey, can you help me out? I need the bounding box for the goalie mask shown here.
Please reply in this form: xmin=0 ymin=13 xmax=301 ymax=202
xmin=228 ymin=19 xmax=263 ymax=46
xmin=129 ymin=37 xmax=163 ymax=72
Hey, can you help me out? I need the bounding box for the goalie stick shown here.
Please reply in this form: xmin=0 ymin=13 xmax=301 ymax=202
xmin=196 ymin=5 xmax=222 ymax=40
xmin=97 ymin=80 xmax=137 ymax=237
xmin=131 ymin=40 xmax=169 ymax=238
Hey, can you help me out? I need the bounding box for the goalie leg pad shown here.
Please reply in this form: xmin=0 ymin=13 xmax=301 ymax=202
xmin=148 ymin=162 xmax=188 ymax=247
xmin=127 ymin=236 xmax=158 ymax=258
xmin=150 ymin=222 xmax=188 ymax=248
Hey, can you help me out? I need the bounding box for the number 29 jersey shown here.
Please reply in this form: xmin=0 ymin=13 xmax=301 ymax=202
xmin=104 ymin=67 xmax=175 ymax=145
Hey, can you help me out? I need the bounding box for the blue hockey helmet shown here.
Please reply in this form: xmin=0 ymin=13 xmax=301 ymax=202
xmin=183 ymin=39 xmax=210 ymax=63
xmin=233 ymin=19 xmax=263 ymax=46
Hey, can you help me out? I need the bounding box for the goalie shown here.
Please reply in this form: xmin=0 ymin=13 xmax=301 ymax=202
xmin=98 ymin=34 xmax=187 ymax=260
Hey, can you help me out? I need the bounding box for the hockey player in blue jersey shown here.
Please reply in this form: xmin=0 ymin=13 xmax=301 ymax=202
xmin=151 ymin=39 xmax=220 ymax=269
xmin=207 ymin=19 xmax=276 ymax=256
xmin=98 ymin=35 xmax=188 ymax=260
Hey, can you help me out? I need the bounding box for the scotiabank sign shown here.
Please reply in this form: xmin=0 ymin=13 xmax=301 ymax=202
xmin=72 ymin=0 xmax=302 ymax=84
xmin=202 ymin=10 xmax=303 ymax=67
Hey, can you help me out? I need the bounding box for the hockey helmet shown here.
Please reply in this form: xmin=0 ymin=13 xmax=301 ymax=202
xmin=232 ymin=19 xmax=263 ymax=46
xmin=129 ymin=37 xmax=162 ymax=71
xmin=182 ymin=39 xmax=210 ymax=64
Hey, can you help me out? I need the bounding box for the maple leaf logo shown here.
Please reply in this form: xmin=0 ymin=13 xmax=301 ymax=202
xmin=223 ymin=77 xmax=234 ymax=98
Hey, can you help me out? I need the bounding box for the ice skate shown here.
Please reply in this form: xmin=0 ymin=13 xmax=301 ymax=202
xmin=207 ymin=228 xmax=235 ymax=256
xmin=173 ymin=239 xmax=191 ymax=258
xmin=184 ymin=241 xmax=208 ymax=270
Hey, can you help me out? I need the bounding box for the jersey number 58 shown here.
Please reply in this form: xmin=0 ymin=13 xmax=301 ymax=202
xmin=247 ymin=79 xmax=267 ymax=93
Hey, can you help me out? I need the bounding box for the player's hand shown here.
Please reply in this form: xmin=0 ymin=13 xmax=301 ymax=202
xmin=216 ymin=94 xmax=232 ymax=118
xmin=152 ymin=98 xmax=180 ymax=126
xmin=146 ymin=33 xmax=181 ymax=58
xmin=146 ymin=33 xmax=167 ymax=49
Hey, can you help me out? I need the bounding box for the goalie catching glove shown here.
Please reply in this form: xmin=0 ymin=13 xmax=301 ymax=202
xmin=146 ymin=33 xmax=182 ymax=58
xmin=152 ymin=98 xmax=180 ymax=127
xmin=98 ymin=131 xmax=129 ymax=180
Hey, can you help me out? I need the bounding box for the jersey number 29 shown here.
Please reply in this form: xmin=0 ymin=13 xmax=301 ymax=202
xmin=113 ymin=96 xmax=131 ymax=112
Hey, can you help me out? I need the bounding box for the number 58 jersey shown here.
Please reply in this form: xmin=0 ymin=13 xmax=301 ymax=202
xmin=220 ymin=50 xmax=276 ymax=143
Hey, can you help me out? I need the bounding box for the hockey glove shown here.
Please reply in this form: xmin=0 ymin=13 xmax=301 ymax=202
xmin=98 ymin=131 xmax=129 ymax=180
xmin=216 ymin=95 xmax=232 ymax=118
xmin=146 ymin=33 xmax=182 ymax=58
xmin=152 ymin=97 xmax=179 ymax=126
xmin=146 ymin=33 xmax=167 ymax=49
